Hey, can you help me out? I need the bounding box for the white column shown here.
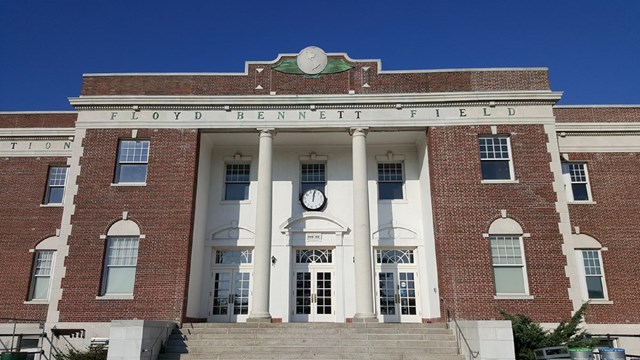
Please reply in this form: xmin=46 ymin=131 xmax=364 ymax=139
xmin=351 ymin=128 xmax=377 ymax=322
xmin=248 ymin=128 xmax=274 ymax=322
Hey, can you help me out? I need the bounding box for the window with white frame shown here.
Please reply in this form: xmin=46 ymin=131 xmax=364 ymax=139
xmin=102 ymin=236 xmax=139 ymax=295
xmin=224 ymin=163 xmax=250 ymax=200
xmin=29 ymin=251 xmax=55 ymax=300
xmin=301 ymin=163 xmax=326 ymax=194
xmin=378 ymin=162 xmax=404 ymax=200
xmin=580 ymin=250 xmax=606 ymax=299
xmin=44 ymin=166 xmax=68 ymax=204
xmin=114 ymin=139 xmax=149 ymax=184
xmin=479 ymin=137 xmax=514 ymax=181
xmin=562 ymin=163 xmax=592 ymax=202
xmin=489 ymin=235 xmax=528 ymax=295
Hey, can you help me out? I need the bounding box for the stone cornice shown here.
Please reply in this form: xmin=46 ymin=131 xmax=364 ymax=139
xmin=69 ymin=91 xmax=562 ymax=110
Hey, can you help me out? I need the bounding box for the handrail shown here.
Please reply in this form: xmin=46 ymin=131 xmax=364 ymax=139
xmin=441 ymin=298 xmax=480 ymax=359
xmin=142 ymin=323 xmax=175 ymax=359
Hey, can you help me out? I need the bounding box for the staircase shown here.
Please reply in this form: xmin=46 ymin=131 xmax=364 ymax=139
xmin=158 ymin=322 xmax=464 ymax=360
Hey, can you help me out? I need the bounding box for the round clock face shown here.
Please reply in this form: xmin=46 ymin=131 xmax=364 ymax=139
xmin=301 ymin=189 xmax=326 ymax=211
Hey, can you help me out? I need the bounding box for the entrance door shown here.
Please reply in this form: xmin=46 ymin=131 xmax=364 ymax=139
xmin=209 ymin=249 xmax=253 ymax=323
xmin=375 ymin=249 xmax=421 ymax=323
xmin=291 ymin=249 xmax=335 ymax=322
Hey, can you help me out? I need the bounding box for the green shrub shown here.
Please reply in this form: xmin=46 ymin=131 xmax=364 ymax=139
xmin=498 ymin=302 xmax=598 ymax=360
xmin=54 ymin=345 xmax=108 ymax=360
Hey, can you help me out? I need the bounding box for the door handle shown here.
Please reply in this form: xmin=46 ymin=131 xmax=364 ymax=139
xmin=312 ymin=293 xmax=316 ymax=303
xmin=228 ymin=294 xmax=233 ymax=303
xmin=395 ymin=294 xmax=400 ymax=304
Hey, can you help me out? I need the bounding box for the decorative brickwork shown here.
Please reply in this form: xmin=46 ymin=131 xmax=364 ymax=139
xmin=428 ymin=125 xmax=574 ymax=322
xmin=0 ymin=157 xmax=68 ymax=321
xmin=57 ymin=128 xmax=199 ymax=322
xmin=564 ymin=152 xmax=640 ymax=324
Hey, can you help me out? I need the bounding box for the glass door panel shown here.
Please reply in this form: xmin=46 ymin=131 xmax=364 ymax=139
xmin=292 ymin=269 xmax=333 ymax=322
xmin=210 ymin=270 xmax=251 ymax=322
xmin=376 ymin=269 xmax=420 ymax=323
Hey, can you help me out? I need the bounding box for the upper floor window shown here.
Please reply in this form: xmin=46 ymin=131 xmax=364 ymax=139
xmin=490 ymin=235 xmax=528 ymax=295
xmin=29 ymin=250 xmax=55 ymax=300
xmin=479 ymin=137 xmax=514 ymax=181
xmin=44 ymin=166 xmax=68 ymax=204
xmin=580 ymin=250 xmax=607 ymax=300
xmin=301 ymin=163 xmax=326 ymax=194
xmin=114 ymin=140 xmax=149 ymax=184
xmin=563 ymin=163 xmax=592 ymax=202
xmin=102 ymin=236 xmax=139 ymax=295
xmin=378 ymin=162 xmax=404 ymax=200
xmin=225 ymin=163 xmax=250 ymax=200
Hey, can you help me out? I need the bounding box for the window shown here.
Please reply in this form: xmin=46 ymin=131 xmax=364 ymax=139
xmin=225 ymin=163 xmax=250 ymax=200
xmin=29 ymin=251 xmax=54 ymax=300
xmin=114 ymin=139 xmax=149 ymax=184
xmin=301 ymin=163 xmax=326 ymax=194
xmin=563 ymin=163 xmax=592 ymax=202
xmin=44 ymin=166 xmax=68 ymax=204
xmin=378 ymin=162 xmax=404 ymax=200
xmin=490 ymin=235 xmax=528 ymax=294
xmin=376 ymin=249 xmax=415 ymax=264
xmin=102 ymin=237 xmax=139 ymax=295
xmin=580 ymin=250 xmax=606 ymax=299
xmin=479 ymin=137 xmax=514 ymax=180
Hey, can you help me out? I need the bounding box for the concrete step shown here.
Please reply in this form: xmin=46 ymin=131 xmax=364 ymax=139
xmin=160 ymin=323 xmax=461 ymax=360
xmin=159 ymin=353 xmax=464 ymax=360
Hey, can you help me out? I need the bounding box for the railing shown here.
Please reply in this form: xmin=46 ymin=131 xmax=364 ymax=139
xmin=446 ymin=309 xmax=480 ymax=359
xmin=0 ymin=317 xmax=64 ymax=360
xmin=141 ymin=323 xmax=176 ymax=360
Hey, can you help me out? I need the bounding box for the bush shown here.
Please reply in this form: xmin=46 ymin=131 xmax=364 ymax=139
xmin=54 ymin=345 xmax=108 ymax=360
xmin=498 ymin=302 xmax=598 ymax=360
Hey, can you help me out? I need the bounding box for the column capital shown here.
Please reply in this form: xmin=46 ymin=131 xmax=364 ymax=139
xmin=257 ymin=128 xmax=276 ymax=137
xmin=349 ymin=127 xmax=369 ymax=136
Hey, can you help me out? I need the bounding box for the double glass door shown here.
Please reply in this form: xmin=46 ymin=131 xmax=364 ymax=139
xmin=375 ymin=249 xmax=421 ymax=323
xmin=209 ymin=249 xmax=252 ymax=323
xmin=291 ymin=249 xmax=334 ymax=322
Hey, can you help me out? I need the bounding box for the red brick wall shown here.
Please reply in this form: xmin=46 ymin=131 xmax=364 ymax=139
xmin=554 ymin=107 xmax=640 ymax=123
xmin=565 ymin=152 xmax=640 ymax=324
xmin=81 ymin=57 xmax=550 ymax=96
xmin=428 ymin=125 xmax=574 ymax=322
xmin=58 ymin=129 xmax=198 ymax=322
xmin=0 ymin=113 xmax=76 ymax=128
xmin=0 ymin=157 xmax=68 ymax=322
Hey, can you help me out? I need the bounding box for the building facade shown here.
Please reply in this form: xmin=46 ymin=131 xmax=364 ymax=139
xmin=1 ymin=47 xmax=639 ymax=354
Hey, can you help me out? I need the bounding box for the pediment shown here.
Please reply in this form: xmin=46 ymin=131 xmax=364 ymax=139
xmin=372 ymin=224 xmax=417 ymax=240
xmin=210 ymin=224 xmax=255 ymax=241
xmin=280 ymin=213 xmax=349 ymax=234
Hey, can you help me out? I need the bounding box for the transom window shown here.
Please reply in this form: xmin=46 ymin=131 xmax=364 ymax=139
xmin=489 ymin=235 xmax=527 ymax=294
xmin=44 ymin=166 xmax=68 ymax=204
xmin=479 ymin=137 xmax=514 ymax=181
xmin=378 ymin=162 xmax=404 ymax=200
xmin=301 ymin=163 xmax=326 ymax=194
xmin=115 ymin=139 xmax=149 ymax=183
xmin=30 ymin=251 xmax=55 ymax=300
xmin=225 ymin=163 xmax=250 ymax=200
xmin=102 ymin=237 xmax=139 ymax=295
xmin=563 ymin=163 xmax=592 ymax=202
xmin=376 ymin=250 xmax=415 ymax=264
xmin=295 ymin=249 xmax=332 ymax=263
xmin=215 ymin=250 xmax=253 ymax=264
xmin=581 ymin=250 xmax=606 ymax=299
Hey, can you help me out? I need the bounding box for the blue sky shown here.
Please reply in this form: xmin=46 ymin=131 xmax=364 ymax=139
xmin=1 ymin=0 xmax=638 ymax=111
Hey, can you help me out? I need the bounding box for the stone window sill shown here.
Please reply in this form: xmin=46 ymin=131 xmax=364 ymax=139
xmin=96 ymin=294 xmax=134 ymax=300
xmin=494 ymin=294 xmax=534 ymax=300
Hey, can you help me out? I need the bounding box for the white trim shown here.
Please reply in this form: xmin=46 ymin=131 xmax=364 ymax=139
xmin=69 ymin=91 xmax=562 ymax=107
xmin=0 ymin=128 xmax=76 ymax=136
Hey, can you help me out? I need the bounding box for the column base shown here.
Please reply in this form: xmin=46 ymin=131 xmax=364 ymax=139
xmin=352 ymin=313 xmax=378 ymax=323
xmin=246 ymin=315 xmax=273 ymax=323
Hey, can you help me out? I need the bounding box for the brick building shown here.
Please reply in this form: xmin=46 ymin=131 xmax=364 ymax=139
xmin=1 ymin=47 xmax=639 ymax=357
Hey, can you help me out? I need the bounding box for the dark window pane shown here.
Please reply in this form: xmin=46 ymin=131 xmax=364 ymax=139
xmin=225 ymin=183 xmax=249 ymax=200
xmin=379 ymin=182 xmax=403 ymax=200
xmin=481 ymin=161 xmax=511 ymax=180
xmin=117 ymin=164 xmax=148 ymax=183
xmin=572 ymin=183 xmax=589 ymax=201
xmin=586 ymin=277 xmax=605 ymax=299
xmin=47 ymin=187 xmax=65 ymax=204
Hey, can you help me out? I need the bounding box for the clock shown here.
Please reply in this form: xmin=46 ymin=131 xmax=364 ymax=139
xmin=300 ymin=189 xmax=327 ymax=211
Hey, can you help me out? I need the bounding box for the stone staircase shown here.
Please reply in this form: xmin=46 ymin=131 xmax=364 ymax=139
xmin=158 ymin=322 xmax=464 ymax=360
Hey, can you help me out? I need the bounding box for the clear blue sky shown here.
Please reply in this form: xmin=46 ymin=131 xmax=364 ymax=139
xmin=1 ymin=0 xmax=638 ymax=111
